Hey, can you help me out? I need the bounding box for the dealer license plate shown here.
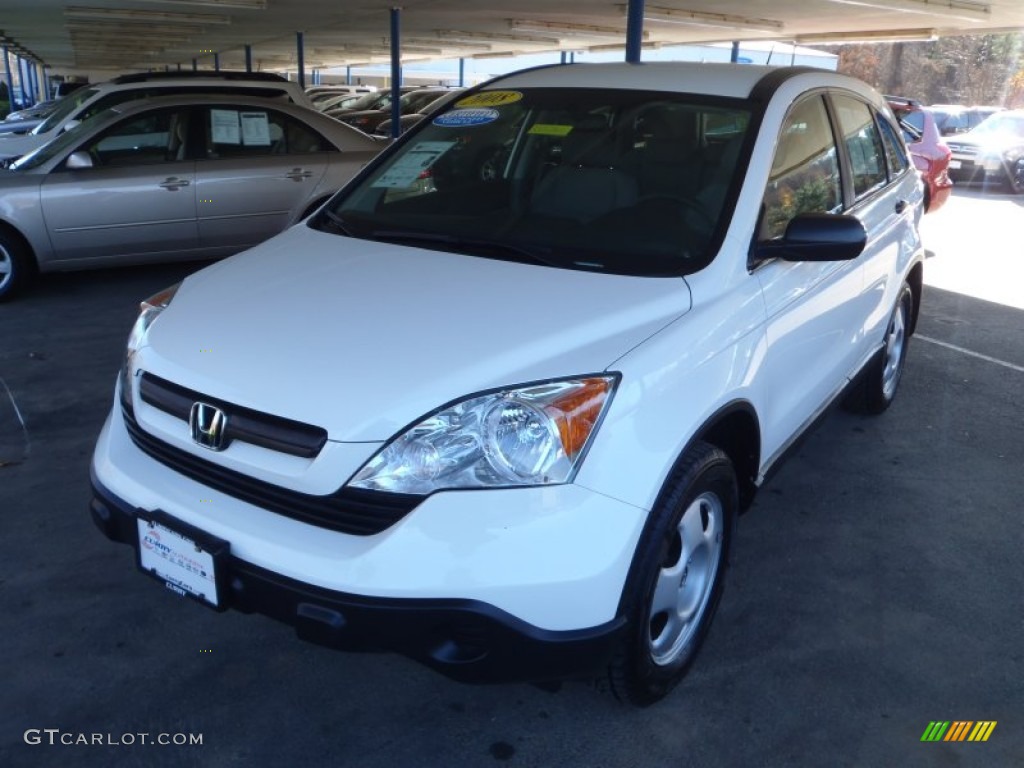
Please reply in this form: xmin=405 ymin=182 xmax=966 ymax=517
xmin=136 ymin=513 xmax=226 ymax=609
xmin=948 ymin=160 xmax=961 ymax=169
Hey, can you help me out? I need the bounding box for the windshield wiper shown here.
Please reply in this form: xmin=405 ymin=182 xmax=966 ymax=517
xmin=368 ymin=229 xmax=559 ymax=268
xmin=317 ymin=209 xmax=354 ymax=236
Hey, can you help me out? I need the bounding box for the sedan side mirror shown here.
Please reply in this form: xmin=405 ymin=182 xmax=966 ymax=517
xmin=754 ymin=213 xmax=866 ymax=263
xmin=61 ymin=119 xmax=81 ymax=133
xmin=65 ymin=151 xmax=94 ymax=170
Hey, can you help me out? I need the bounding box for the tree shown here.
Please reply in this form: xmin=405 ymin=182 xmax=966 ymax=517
xmin=832 ymin=33 xmax=1024 ymax=105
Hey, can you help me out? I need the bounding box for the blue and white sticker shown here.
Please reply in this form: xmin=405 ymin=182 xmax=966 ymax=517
xmin=432 ymin=108 xmax=500 ymax=128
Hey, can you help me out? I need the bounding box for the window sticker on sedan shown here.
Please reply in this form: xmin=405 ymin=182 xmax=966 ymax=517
xmin=432 ymin=108 xmax=499 ymax=128
xmin=240 ymin=111 xmax=271 ymax=146
xmin=210 ymin=108 xmax=241 ymax=144
xmin=528 ymin=124 xmax=574 ymax=137
xmin=456 ymin=91 xmax=522 ymax=108
xmin=371 ymin=141 xmax=456 ymax=188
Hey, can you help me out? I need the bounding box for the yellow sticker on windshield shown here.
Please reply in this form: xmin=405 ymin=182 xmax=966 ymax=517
xmin=456 ymin=90 xmax=523 ymax=108
xmin=528 ymin=124 xmax=574 ymax=137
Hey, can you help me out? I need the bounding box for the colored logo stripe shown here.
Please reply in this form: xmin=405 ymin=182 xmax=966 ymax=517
xmin=968 ymin=722 xmax=997 ymax=742
xmin=921 ymin=721 xmax=997 ymax=742
xmin=921 ymin=722 xmax=949 ymax=741
xmin=944 ymin=721 xmax=973 ymax=741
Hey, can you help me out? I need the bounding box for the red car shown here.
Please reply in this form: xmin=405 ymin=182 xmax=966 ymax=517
xmin=887 ymin=97 xmax=953 ymax=213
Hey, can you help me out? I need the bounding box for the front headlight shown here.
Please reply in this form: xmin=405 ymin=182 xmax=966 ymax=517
xmin=120 ymin=284 xmax=179 ymax=407
xmin=347 ymin=375 xmax=618 ymax=494
xmin=126 ymin=283 xmax=180 ymax=356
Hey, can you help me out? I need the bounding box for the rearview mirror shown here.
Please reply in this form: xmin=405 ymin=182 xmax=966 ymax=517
xmin=754 ymin=213 xmax=866 ymax=263
xmin=65 ymin=151 xmax=94 ymax=170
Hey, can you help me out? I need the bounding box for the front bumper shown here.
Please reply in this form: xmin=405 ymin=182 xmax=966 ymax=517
xmin=90 ymin=401 xmax=649 ymax=683
xmin=91 ymin=472 xmax=628 ymax=684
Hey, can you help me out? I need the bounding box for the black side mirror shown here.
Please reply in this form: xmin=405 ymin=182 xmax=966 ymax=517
xmin=754 ymin=213 xmax=866 ymax=263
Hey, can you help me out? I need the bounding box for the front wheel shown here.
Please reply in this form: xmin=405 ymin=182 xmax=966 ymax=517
xmin=0 ymin=230 xmax=34 ymax=302
xmin=608 ymin=441 xmax=737 ymax=706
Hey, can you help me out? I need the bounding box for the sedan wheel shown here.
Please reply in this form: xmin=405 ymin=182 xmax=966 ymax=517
xmin=0 ymin=232 xmax=33 ymax=302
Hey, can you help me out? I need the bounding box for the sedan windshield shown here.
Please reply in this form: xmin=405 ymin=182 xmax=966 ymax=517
xmin=10 ymin=108 xmax=116 ymax=170
xmin=33 ymin=88 xmax=99 ymax=134
xmin=316 ymin=88 xmax=751 ymax=277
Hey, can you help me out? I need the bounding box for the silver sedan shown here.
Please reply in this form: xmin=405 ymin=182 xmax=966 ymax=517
xmin=0 ymin=94 xmax=384 ymax=300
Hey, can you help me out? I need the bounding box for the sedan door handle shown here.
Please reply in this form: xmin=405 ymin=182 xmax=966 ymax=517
xmin=285 ymin=168 xmax=313 ymax=181
xmin=159 ymin=177 xmax=190 ymax=190
xmin=894 ymin=199 xmax=908 ymax=214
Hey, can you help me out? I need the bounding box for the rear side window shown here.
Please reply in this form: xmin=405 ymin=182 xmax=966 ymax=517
xmin=201 ymin=106 xmax=329 ymax=158
xmin=760 ymin=95 xmax=842 ymax=240
xmin=832 ymin=94 xmax=887 ymax=201
xmin=875 ymin=114 xmax=910 ymax=179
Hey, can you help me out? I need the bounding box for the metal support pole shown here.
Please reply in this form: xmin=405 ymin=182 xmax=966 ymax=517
xmin=42 ymin=66 xmax=50 ymax=100
xmin=16 ymin=57 xmax=28 ymax=107
xmin=560 ymin=51 xmax=567 ymax=64
xmin=26 ymin=61 xmax=37 ymax=105
xmin=730 ymin=41 xmax=740 ymax=63
xmin=389 ymin=7 xmax=401 ymax=140
xmin=458 ymin=57 xmax=465 ymax=86
xmin=192 ymin=58 xmax=198 ymax=71
xmin=245 ymin=45 xmax=253 ymax=73
xmin=345 ymin=65 xmax=351 ymax=85
xmin=214 ymin=52 xmax=220 ymax=72
xmin=177 ymin=63 xmax=182 ymax=71
xmin=624 ymin=0 xmax=645 ymax=64
xmin=2 ymin=47 xmax=14 ymax=112
xmin=296 ymin=32 xmax=305 ymax=88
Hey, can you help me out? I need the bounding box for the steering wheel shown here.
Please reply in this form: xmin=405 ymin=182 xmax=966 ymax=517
xmin=636 ymin=194 xmax=716 ymax=229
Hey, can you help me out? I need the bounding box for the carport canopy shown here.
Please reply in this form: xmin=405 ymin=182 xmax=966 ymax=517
xmin=2 ymin=0 xmax=1023 ymax=76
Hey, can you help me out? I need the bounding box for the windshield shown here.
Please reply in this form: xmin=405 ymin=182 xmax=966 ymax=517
xmin=10 ymin=108 xmax=116 ymax=170
xmin=316 ymin=87 xmax=752 ymax=277
xmin=971 ymin=112 xmax=1024 ymax=139
xmin=33 ymin=87 xmax=99 ymax=134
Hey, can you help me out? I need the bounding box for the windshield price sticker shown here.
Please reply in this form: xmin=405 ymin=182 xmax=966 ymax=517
xmin=432 ymin=108 xmax=500 ymax=128
xmin=371 ymin=141 xmax=456 ymax=188
xmin=456 ymin=91 xmax=522 ymax=108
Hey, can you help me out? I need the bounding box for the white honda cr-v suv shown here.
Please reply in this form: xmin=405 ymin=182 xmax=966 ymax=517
xmin=91 ymin=62 xmax=924 ymax=706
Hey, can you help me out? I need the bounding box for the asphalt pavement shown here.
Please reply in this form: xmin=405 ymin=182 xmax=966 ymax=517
xmin=1 ymin=187 xmax=1021 ymax=768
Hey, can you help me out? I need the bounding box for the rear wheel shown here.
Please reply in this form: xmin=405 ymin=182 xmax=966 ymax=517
xmin=608 ymin=441 xmax=736 ymax=706
xmin=848 ymin=282 xmax=913 ymax=414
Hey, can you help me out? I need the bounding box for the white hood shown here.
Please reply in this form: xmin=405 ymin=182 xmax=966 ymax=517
xmin=143 ymin=225 xmax=691 ymax=442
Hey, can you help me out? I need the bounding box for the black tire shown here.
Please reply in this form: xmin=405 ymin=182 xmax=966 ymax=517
xmin=0 ymin=229 xmax=34 ymax=302
xmin=1007 ymin=165 xmax=1024 ymax=195
xmin=850 ymin=282 xmax=914 ymax=414
xmin=608 ymin=441 xmax=737 ymax=707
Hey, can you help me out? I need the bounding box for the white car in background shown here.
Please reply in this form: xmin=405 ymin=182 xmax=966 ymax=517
xmin=91 ymin=63 xmax=924 ymax=706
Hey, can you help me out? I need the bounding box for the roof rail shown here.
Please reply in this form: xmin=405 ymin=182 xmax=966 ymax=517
xmin=110 ymin=71 xmax=289 ymax=85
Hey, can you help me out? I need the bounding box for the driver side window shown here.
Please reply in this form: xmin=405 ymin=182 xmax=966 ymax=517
xmin=78 ymin=107 xmax=191 ymax=167
xmin=760 ymin=96 xmax=842 ymax=240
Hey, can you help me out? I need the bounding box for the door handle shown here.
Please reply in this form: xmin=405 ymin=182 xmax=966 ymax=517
xmin=285 ymin=168 xmax=313 ymax=181
xmin=159 ymin=177 xmax=190 ymax=190
xmin=894 ymin=199 xmax=908 ymax=214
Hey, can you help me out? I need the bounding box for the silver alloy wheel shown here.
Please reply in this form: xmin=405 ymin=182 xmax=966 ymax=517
xmin=881 ymin=298 xmax=908 ymax=400
xmin=648 ymin=491 xmax=724 ymax=666
xmin=0 ymin=243 xmax=12 ymax=291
